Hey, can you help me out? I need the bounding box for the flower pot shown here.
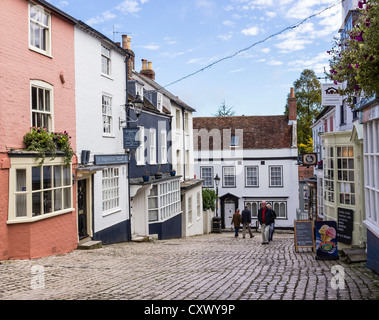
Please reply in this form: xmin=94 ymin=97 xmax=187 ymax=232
xmin=142 ymin=175 xmax=150 ymax=182
xmin=170 ymin=170 xmax=176 ymax=176
xmin=154 ymin=172 xmax=162 ymax=179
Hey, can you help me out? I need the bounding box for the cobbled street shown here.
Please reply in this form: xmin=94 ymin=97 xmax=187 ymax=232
xmin=1 ymin=231 xmax=378 ymax=301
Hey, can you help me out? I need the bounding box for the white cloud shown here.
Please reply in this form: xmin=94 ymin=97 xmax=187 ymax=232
xmin=241 ymin=26 xmax=259 ymax=36
xmin=140 ymin=44 xmax=160 ymax=50
xmin=218 ymin=32 xmax=233 ymax=40
xmin=223 ymin=20 xmax=235 ymax=27
xmin=116 ymin=0 xmax=143 ymax=14
xmin=229 ymin=68 xmax=245 ymax=73
xmin=267 ymin=60 xmax=283 ymax=66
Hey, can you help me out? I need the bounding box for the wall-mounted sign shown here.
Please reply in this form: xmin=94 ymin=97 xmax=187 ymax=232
xmin=322 ymin=83 xmax=342 ymax=106
xmin=123 ymin=128 xmax=140 ymax=149
xmin=302 ymin=153 xmax=317 ymax=166
xmin=94 ymin=154 xmax=129 ymax=165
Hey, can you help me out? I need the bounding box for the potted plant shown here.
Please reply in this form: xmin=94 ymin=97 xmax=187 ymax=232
xmin=154 ymin=164 xmax=162 ymax=179
xmin=170 ymin=167 xmax=176 ymax=176
xmin=142 ymin=169 xmax=150 ymax=182
xmin=23 ymin=127 xmax=74 ymax=167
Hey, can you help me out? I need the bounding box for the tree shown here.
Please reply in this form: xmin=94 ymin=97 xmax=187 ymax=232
xmin=284 ymin=69 xmax=322 ymax=154
xmin=328 ymin=0 xmax=379 ymax=102
xmin=213 ymin=100 xmax=236 ymax=117
xmin=202 ymin=188 xmax=218 ymax=211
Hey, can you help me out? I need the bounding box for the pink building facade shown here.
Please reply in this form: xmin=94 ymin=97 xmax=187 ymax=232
xmin=0 ymin=0 xmax=77 ymax=259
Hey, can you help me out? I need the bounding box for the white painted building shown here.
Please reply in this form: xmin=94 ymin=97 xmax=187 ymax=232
xmin=193 ymin=88 xmax=299 ymax=229
xmin=74 ymin=23 xmax=131 ymax=244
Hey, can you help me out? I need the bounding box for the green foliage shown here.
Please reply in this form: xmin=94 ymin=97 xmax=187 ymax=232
xmin=328 ymin=0 xmax=379 ymax=103
xmin=23 ymin=127 xmax=74 ymax=167
xmin=202 ymin=188 xmax=218 ymax=211
xmin=213 ymin=100 xmax=236 ymax=117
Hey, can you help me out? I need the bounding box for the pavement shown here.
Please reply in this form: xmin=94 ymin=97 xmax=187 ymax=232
xmin=0 ymin=231 xmax=378 ymax=301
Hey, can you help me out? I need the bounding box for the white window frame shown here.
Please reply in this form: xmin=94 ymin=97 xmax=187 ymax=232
xmin=157 ymin=92 xmax=163 ymax=112
xmin=8 ymin=157 xmax=73 ymax=223
xmin=197 ymin=191 xmax=201 ymax=219
xmin=269 ymin=165 xmax=283 ymax=187
xmin=136 ymin=126 xmax=145 ymax=166
xmin=223 ymin=166 xmax=236 ymax=188
xmin=30 ymin=80 xmax=53 ymax=131
xmin=245 ymin=166 xmax=259 ymax=187
xmin=160 ymin=130 xmax=167 ymax=164
xmin=102 ymin=167 xmax=120 ymax=215
xmin=149 ymin=128 xmax=157 ymax=164
xmin=200 ymin=167 xmax=213 ymax=188
xmin=363 ymin=119 xmax=379 ymax=232
xmin=29 ymin=2 xmax=51 ymax=56
xmin=102 ymin=94 xmax=113 ymax=136
xmin=101 ymin=45 xmax=111 ymax=76
xmin=148 ymin=179 xmax=181 ymax=222
xmin=336 ymin=146 xmax=355 ymax=206
xmin=188 ymin=195 xmax=192 ymax=225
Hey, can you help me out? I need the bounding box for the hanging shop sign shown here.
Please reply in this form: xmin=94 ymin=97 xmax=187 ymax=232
xmin=123 ymin=128 xmax=140 ymax=149
xmin=322 ymin=83 xmax=342 ymax=106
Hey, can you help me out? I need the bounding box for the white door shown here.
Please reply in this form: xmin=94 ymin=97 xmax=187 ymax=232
xmin=224 ymin=202 xmax=235 ymax=228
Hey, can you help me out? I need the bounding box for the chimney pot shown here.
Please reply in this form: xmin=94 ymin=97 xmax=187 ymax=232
xmin=141 ymin=59 xmax=147 ymax=71
xmin=147 ymin=61 xmax=153 ymax=70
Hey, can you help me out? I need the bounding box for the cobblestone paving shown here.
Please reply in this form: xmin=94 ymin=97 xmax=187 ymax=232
xmin=1 ymin=232 xmax=378 ymax=300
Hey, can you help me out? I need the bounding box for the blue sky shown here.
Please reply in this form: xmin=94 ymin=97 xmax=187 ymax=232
xmin=46 ymin=0 xmax=342 ymax=117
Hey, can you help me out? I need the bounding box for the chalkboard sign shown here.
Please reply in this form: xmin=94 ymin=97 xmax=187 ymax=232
xmin=337 ymin=208 xmax=353 ymax=245
xmin=294 ymin=220 xmax=315 ymax=252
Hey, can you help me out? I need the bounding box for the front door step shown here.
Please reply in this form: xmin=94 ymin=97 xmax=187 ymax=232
xmin=77 ymin=240 xmax=102 ymax=250
xmin=340 ymin=248 xmax=367 ymax=264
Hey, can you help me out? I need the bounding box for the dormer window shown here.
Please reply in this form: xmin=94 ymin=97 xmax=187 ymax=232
xmin=231 ymin=136 xmax=239 ymax=147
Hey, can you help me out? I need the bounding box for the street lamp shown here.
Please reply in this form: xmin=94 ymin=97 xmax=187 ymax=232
xmin=214 ymin=174 xmax=220 ymax=217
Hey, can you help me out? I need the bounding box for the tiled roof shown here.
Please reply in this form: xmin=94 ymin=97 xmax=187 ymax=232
xmin=193 ymin=115 xmax=293 ymax=150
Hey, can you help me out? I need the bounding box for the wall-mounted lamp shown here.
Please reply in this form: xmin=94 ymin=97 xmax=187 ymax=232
xmin=119 ymin=93 xmax=144 ymax=128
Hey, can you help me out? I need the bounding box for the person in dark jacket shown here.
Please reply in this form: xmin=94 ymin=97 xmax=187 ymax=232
xmin=231 ymin=209 xmax=242 ymax=238
xmin=241 ymin=206 xmax=254 ymax=238
xmin=258 ymin=201 xmax=273 ymax=244
xmin=266 ymin=203 xmax=276 ymax=242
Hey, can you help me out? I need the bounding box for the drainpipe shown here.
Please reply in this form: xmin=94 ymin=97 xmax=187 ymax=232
xmin=124 ymin=50 xmax=132 ymax=242
xmin=182 ymin=107 xmax=186 ymax=181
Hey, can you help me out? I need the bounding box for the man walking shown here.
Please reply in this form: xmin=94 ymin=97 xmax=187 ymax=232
xmin=258 ymin=201 xmax=273 ymax=244
xmin=241 ymin=206 xmax=254 ymax=238
xmin=266 ymin=203 xmax=276 ymax=242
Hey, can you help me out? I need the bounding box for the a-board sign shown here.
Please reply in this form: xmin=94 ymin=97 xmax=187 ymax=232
xmin=337 ymin=208 xmax=353 ymax=245
xmin=294 ymin=220 xmax=315 ymax=252
xmin=315 ymin=221 xmax=339 ymax=260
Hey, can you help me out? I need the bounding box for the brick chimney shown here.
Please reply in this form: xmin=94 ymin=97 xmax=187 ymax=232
xmin=288 ymin=87 xmax=297 ymax=121
xmin=288 ymin=87 xmax=297 ymax=148
xmin=140 ymin=59 xmax=155 ymax=80
xmin=122 ymin=34 xmax=135 ymax=79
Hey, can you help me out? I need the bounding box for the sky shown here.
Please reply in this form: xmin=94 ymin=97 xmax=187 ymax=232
xmin=46 ymin=0 xmax=342 ymax=117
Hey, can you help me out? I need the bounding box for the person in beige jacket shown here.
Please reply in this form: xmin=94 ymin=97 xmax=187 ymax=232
xmin=231 ymin=209 xmax=242 ymax=238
